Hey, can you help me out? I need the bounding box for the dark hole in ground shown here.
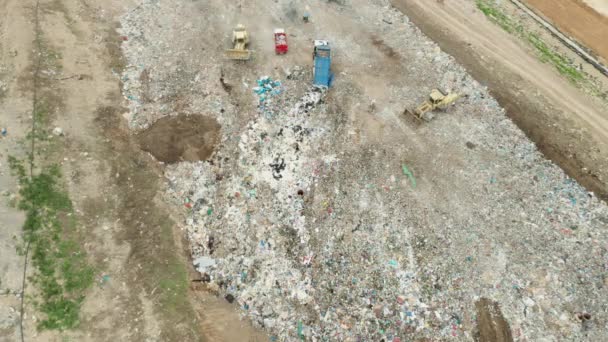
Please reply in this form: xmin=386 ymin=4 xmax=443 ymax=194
xmin=137 ymin=114 xmax=221 ymax=164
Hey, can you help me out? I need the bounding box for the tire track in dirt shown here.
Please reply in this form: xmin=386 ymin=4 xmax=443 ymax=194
xmin=0 ymin=0 xmax=35 ymax=340
xmin=18 ymin=0 xmax=41 ymax=340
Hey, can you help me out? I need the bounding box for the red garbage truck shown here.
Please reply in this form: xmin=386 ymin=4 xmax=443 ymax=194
xmin=274 ymin=29 xmax=288 ymax=55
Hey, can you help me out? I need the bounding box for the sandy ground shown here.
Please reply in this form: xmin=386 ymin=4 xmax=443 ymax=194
xmin=523 ymin=0 xmax=608 ymax=63
xmin=0 ymin=0 xmax=38 ymax=338
xmin=583 ymin=0 xmax=608 ymax=16
xmin=0 ymin=0 xmax=266 ymax=341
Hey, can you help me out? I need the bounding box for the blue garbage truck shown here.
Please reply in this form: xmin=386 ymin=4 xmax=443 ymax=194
xmin=313 ymin=40 xmax=333 ymax=88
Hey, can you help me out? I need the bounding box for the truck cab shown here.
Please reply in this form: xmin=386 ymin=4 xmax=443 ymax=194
xmin=313 ymin=40 xmax=333 ymax=88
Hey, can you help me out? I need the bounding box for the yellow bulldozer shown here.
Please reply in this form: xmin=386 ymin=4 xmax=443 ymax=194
xmin=226 ymin=24 xmax=251 ymax=60
xmin=405 ymin=89 xmax=459 ymax=122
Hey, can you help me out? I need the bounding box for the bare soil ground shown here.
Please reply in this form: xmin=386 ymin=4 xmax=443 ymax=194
xmin=0 ymin=0 xmax=265 ymax=341
xmin=392 ymin=0 xmax=608 ymax=201
xmin=583 ymin=0 xmax=608 ymax=16
xmin=523 ymin=0 xmax=608 ymax=63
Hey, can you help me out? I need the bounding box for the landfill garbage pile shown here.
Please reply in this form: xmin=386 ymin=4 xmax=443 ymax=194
xmin=167 ymin=80 xmax=435 ymax=341
xmin=119 ymin=0 xmax=608 ymax=341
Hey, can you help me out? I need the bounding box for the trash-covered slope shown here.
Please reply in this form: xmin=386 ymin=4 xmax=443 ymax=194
xmin=119 ymin=0 xmax=608 ymax=340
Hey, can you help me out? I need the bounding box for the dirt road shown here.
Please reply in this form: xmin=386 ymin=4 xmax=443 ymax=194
xmin=523 ymin=0 xmax=608 ymax=62
xmin=392 ymin=0 xmax=608 ymax=200
xmin=584 ymin=0 xmax=608 ymax=16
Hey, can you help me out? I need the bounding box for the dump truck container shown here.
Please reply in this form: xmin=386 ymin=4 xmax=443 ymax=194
xmin=313 ymin=40 xmax=333 ymax=87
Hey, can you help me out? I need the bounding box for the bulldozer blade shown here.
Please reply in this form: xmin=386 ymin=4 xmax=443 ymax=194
xmin=403 ymin=109 xmax=425 ymax=127
xmin=404 ymin=109 xmax=422 ymax=121
xmin=226 ymin=49 xmax=251 ymax=60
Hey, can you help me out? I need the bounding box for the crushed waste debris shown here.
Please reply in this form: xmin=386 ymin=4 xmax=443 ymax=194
xmin=118 ymin=0 xmax=608 ymax=340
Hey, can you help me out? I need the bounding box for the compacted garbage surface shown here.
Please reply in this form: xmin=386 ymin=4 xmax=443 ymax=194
xmin=119 ymin=0 xmax=608 ymax=340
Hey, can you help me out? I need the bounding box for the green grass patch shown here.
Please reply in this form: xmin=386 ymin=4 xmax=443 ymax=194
xmin=9 ymin=157 xmax=94 ymax=331
xmin=476 ymin=0 xmax=523 ymax=34
xmin=526 ymin=33 xmax=585 ymax=83
xmin=475 ymin=0 xmax=601 ymax=90
xmin=157 ymin=255 xmax=190 ymax=312
xmin=148 ymin=221 xmax=192 ymax=317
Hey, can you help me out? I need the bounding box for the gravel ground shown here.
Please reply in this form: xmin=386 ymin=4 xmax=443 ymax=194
xmin=118 ymin=0 xmax=608 ymax=341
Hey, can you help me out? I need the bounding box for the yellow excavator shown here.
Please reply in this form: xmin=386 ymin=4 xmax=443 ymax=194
xmin=226 ymin=24 xmax=251 ymax=60
xmin=405 ymin=89 xmax=459 ymax=122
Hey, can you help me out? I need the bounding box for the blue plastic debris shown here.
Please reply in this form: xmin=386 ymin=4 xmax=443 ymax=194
xmin=401 ymin=164 xmax=417 ymax=188
xmin=297 ymin=321 xmax=304 ymax=340
xmin=252 ymin=76 xmax=284 ymax=119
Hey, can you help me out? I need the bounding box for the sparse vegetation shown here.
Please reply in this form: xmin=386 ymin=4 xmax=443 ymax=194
xmin=8 ymin=15 xmax=93 ymax=331
xmin=476 ymin=0 xmax=523 ymax=35
xmin=526 ymin=33 xmax=585 ymax=83
xmin=9 ymin=157 xmax=94 ymax=330
xmin=476 ymin=0 xmax=601 ymax=92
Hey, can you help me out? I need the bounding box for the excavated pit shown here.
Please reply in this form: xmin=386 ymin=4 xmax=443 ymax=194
xmin=137 ymin=114 xmax=221 ymax=164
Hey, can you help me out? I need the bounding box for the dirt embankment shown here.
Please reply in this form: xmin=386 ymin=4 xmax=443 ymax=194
xmin=523 ymin=0 xmax=608 ymax=63
xmin=391 ymin=0 xmax=608 ymax=201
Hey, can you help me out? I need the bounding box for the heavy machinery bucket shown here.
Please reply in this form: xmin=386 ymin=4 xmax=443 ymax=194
xmin=226 ymin=49 xmax=251 ymax=60
xmin=405 ymin=107 xmax=434 ymax=122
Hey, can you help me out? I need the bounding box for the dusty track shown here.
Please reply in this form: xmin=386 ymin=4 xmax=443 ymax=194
xmin=584 ymin=0 xmax=608 ymax=16
xmin=392 ymin=0 xmax=608 ymax=200
xmin=523 ymin=0 xmax=608 ymax=62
